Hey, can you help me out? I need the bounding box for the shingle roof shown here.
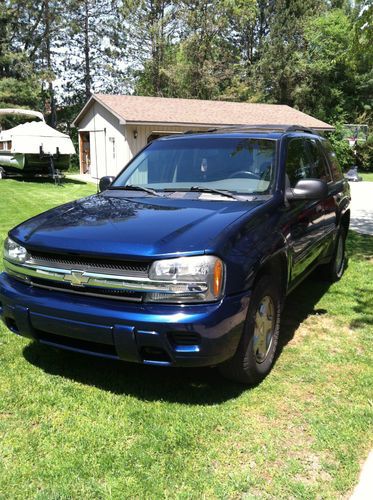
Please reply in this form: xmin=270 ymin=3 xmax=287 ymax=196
xmin=74 ymin=94 xmax=334 ymax=130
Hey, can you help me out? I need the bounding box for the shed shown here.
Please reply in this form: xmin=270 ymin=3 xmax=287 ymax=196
xmin=72 ymin=94 xmax=334 ymax=179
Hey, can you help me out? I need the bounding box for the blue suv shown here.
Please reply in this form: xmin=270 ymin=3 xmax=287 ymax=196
xmin=0 ymin=126 xmax=350 ymax=384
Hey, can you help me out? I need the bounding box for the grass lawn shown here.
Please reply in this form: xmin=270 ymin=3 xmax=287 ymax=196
xmin=360 ymin=172 xmax=373 ymax=182
xmin=0 ymin=179 xmax=372 ymax=498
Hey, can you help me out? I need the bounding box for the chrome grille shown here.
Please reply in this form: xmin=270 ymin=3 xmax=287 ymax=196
xmin=29 ymin=251 xmax=149 ymax=277
xmin=30 ymin=277 xmax=143 ymax=302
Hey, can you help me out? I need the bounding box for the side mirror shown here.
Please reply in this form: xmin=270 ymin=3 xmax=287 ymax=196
xmin=286 ymin=179 xmax=328 ymax=201
xmin=99 ymin=176 xmax=115 ymax=192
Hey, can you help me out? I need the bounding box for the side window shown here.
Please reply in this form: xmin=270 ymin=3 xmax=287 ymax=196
xmin=285 ymin=138 xmax=311 ymax=187
xmin=322 ymin=140 xmax=343 ymax=181
xmin=306 ymin=139 xmax=332 ymax=183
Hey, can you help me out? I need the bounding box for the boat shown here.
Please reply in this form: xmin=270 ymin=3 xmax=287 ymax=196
xmin=0 ymin=108 xmax=75 ymax=176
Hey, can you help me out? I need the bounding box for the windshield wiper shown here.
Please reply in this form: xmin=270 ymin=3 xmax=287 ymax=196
xmin=108 ymin=185 xmax=160 ymax=196
xmin=189 ymin=186 xmax=241 ymax=200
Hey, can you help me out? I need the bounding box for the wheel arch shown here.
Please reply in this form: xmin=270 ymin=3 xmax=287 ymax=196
xmin=252 ymin=251 xmax=289 ymax=305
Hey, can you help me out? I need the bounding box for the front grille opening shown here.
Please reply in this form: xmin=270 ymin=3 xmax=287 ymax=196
xmin=36 ymin=330 xmax=118 ymax=358
xmin=140 ymin=346 xmax=171 ymax=363
xmin=30 ymin=278 xmax=143 ymax=302
xmin=168 ymin=332 xmax=201 ymax=347
xmin=5 ymin=318 xmax=19 ymax=334
xmin=29 ymin=251 xmax=149 ymax=274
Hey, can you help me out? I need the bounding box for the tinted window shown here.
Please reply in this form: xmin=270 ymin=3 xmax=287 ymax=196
xmin=322 ymin=140 xmax=343 ymax=181
xmin=306 ymin=138 xmax=331 ymax=182
xmin=286 ymin=138 xmax=332 ymax=188
xmin=114 ymin=137 xmax=277 ymax=195
xmin=285 ymin=139 xmax=311 ymax=187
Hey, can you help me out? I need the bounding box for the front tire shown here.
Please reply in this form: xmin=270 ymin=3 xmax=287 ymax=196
xmin=219 ymin=275 xmax=281 ymax=385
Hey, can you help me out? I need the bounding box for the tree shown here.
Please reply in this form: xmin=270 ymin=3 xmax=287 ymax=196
xmin=128 ymin=0 xmax=257 ymax=100
xmin=121 ymin=0 xmax=177 ymax=96
xmin=0 ymin=1 xmax=43 ymax=128
xmin=253 ymin=0 xmax=325 ymax=105
xmin=61 ymin=0 xmax=128 ymax=103
xmin=352 ymin=1 xmax=373 ymax=124
xmin=294 ymin=9 xmax=354 ymax=122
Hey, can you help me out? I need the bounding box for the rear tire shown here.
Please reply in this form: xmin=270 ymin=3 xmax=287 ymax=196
xmin=324 ymin=226 xmax=347 ymax=282
xmin=218 ymin=275 xmax=281 ymax=385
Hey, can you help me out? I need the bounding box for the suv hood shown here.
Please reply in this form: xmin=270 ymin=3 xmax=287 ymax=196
xmin=10 ymin=193 xmax=265 ymax=260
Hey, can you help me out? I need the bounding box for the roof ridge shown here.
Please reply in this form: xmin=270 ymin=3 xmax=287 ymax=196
xmin=72 ymin=94 xmax=333 ymax=130
xmin=94 ymin=93 xmax=291 ymax=107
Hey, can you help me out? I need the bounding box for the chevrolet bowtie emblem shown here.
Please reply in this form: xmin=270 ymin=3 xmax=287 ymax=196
xmin=64 ymin=270 xmax=90 ymax=287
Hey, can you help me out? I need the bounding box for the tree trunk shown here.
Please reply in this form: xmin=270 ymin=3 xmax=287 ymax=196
xmin=84 ymin=0 xmax=91 ymax=100
xmin=44 ymin=0 xmax=57 ymax=127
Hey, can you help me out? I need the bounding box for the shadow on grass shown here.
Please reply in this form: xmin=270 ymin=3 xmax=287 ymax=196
xmin=23 ymin=343 xmax=246 ymax=405
xmin=22 ymin=272 xmax=331 ymax=405
xmin=8 ymin=175 xmax=88 ymax=186
xmin=347 ymin=230 xmax=373 ymax=261
xmin=347 ymin=231 xmax=373 ymax=329
xmin=278 ymin=272 xmax=331 ymax=355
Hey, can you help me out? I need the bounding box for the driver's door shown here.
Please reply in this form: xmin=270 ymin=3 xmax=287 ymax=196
xmin=284 ymin=138 xmax=326 ymax=282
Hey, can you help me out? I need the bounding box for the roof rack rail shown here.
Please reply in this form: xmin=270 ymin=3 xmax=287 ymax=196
xmin=285 ymin=125 xmax=315 ymax=134
xmin=203 ymin=124 xmax=318 ymax=134
xmin=181 ymin=125 xmax=319 ymax=136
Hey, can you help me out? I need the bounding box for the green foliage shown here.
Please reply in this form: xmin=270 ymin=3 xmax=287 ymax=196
xmin=356 ymin=134 xmax=373 ymax=172
xmin=0 ymin=2 xmax=43 ymax=118
xmin=295 ymin=10 xmax=354 ymax=122
xmin=252 ymin=0 xmax=326 ymax=105
xmin=0 ymin=0 xmax=372 ymax=142
xmin=328 ymin=125 xmax=356 ymax=171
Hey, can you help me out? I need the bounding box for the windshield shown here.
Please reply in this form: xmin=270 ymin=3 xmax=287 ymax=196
xmin=113 ymin=137 xmax=277 ymax=195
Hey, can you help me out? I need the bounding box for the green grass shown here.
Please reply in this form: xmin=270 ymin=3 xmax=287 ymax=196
xmin=0 ymin=179 xmax=372 ymax=499
xmin=360 ymin=172 xmax=373 ymax=182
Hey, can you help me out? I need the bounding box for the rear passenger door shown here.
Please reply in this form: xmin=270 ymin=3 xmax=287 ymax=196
xmin=285 ymin=137 xmax=328 ymax=282
xmin=318 ymin=139 xmax=347 ymax=242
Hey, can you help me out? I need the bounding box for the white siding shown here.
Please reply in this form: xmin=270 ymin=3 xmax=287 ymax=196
xmin=76 ymin=103 xmax=207 ymax=178
xmin=125 ymin=124 xmax=202 ymax=159
xmin=77 ymin=101 xmax=127 ymax=179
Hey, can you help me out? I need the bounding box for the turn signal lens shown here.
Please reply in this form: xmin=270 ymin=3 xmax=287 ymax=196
xmin=213 ymin=259 xmax=223 ymax=298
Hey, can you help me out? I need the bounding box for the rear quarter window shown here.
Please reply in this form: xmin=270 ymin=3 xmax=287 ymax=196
xmin=322 ymin=140 xmax=343 ymax=181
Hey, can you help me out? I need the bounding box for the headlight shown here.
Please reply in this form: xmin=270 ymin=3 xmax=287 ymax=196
xmin=147 ymin=255 xmax=225 ymax=303
xmin=3 ymin=237 xmax=29 ymax=264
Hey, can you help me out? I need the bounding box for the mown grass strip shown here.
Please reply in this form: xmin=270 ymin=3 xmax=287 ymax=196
xmin=0 ymin=179 xmax=372 ymax=498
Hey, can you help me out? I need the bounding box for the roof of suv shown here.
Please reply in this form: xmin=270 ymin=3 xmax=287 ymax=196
xmin=157 ymin=125 xmax=324 ymax=142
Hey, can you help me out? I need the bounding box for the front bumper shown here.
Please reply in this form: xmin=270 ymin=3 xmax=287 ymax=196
xmin=0 ymin=273 xmax=250 ymax=367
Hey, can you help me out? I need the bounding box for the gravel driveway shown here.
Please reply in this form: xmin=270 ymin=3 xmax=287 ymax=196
xmin=348 ymin=181 xmax=373 ymax=236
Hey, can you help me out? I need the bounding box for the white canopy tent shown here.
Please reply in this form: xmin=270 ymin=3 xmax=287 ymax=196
xmin=0 ymin=121 xmax=75 ymax=156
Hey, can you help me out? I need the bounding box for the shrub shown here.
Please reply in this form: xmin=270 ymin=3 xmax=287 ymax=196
xmin=355 ymin=134 xmax=373 ymax=172
xmin=328 ymin=128 xmax=355 ymax=171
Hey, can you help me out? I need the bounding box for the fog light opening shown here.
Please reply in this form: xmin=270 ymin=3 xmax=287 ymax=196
xmin=140 ymin=347 xmax=171 ymax=364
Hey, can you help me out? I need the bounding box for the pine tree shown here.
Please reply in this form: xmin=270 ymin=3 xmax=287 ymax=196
xmin=61 ymin=0 xmax=127 ymax=104
xmin=253 ymin=0 xmax=326 ymax=105
xmin=121 ymin=0 xmax=177 ymax=96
